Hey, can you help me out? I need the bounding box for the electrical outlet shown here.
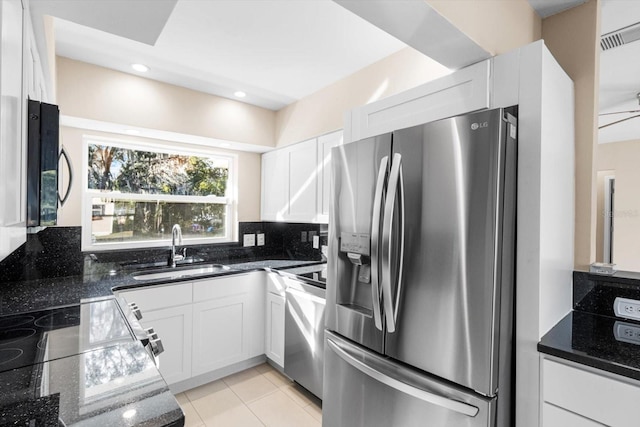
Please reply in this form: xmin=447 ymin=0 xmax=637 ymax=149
xmin=613 ymin=297 xmax=640 ymax=320
xmin=243 ymin=234 xmax=255 ymax=247
xmin=301 ymin=231 xmax=307 ymax=242
xmin=257 ymin=233 xmax=265 ymax=246
xmin=614 ymin=321 xmax=640 ymax=345
xmin=312 ymin=235 xmax=320 ymax=249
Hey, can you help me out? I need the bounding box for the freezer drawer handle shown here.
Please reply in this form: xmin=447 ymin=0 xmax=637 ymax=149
xmin=370 ymin=155 xmax=388 ymax=331
xmin=327 ymin=338 xmax=479 ymax=418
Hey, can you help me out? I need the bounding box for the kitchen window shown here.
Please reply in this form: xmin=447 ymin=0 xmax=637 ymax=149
xmin=82 ymin=137 xmax=236 ymax=251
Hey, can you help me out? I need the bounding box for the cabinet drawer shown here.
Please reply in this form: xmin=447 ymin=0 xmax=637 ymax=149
xmin=119 ymin=282 xmax=192 ymax=312
xmin=193 ymin=274 xmax=252 ymax=302
xmin=542 ymin=358 xmax=640 ymax=426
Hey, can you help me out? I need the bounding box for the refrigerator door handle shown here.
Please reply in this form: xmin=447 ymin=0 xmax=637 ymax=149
xmin=370 ymin=156 xmax=388 ymax=331
xmin=381 ymin=153 xmax=405 ymax=333
xmin=327 ymin=338 xmax=480 ymax=417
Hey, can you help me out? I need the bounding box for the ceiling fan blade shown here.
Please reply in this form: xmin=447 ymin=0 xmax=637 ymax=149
xmin=599 ymin=114 xmax=640 ymax=129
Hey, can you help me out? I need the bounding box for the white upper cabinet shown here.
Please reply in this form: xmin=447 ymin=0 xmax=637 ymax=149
xmin=317 ymin=130 xmax=343 ymax=223
xmin=287 ymin=138 xmax=318 ymax=221
xmin=261 ymin=130 xmax=343 ymax=223
xmin=346 ymin=61 xmax=490 ymax=143
xmin=261 ymin=148 xmax=289 ymax=221
xmin=0 ymin=0 xmax=27 ymax=261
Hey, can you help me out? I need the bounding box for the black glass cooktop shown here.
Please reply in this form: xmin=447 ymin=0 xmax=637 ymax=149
xmin=0 ymin=299 xmax=134 ymax=374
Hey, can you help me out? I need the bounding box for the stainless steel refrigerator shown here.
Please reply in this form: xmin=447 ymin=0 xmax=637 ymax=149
xmin=324 ymin=107 xmax=518 ymax=427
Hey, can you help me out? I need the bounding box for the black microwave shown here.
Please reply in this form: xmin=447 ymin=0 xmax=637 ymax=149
xmin=26 ymin=100 xmax=72 ymax=227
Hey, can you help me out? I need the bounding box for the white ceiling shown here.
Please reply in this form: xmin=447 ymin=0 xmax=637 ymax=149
xmin=49 ymin=0 xmax=407 ymax=111
xmin=38 ymin=0 xmax=604 ymax=118
xmin=598 ymin=0 xmax=640 ymax=144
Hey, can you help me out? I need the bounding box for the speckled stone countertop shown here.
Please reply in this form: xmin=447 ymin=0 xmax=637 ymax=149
xmin=538 ymin=270 xmax=640 ymax=381
xmin=0 ymin=258 xmax=326 ymax=317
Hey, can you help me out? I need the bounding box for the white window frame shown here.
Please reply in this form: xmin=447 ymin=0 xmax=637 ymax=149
xmin=81 ymin=135 xmax=238 ymax=251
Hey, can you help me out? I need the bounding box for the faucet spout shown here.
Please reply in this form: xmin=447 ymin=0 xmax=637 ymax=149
xmin=169 ymin=224 xmax=184 ymax=267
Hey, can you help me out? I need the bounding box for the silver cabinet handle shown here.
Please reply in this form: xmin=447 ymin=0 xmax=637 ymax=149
xmin=327 ymin=338 xmax=479 ymax=417
xmin=381 ymin=153 xmax=404 ymax=333
xmin=370 ymin=156 xmax=388 ymax=331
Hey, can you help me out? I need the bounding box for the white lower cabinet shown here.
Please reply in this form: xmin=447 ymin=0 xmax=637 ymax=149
xmin=193 ymin=294 xmax=247 ymax=375
xmin=117 ymin=271 xmax=264 ymax=387
xmin=264 ymin=272 xmax=286 ymax=368
xmin=541 ymin=356 xmax=640 ymax=426
xmin=142 ymin=305 xmax=193 ymax=384
xmin=265 ymin=292 xmax=285 ymax=367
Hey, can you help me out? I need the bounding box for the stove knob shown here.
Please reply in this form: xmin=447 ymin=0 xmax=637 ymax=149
xmin=150 ymin=337 xmax=164 ymax=356
xmin=128 ymin=302 xmax=143 ymax=320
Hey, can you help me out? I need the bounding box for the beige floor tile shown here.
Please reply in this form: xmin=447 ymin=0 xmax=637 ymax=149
xmin=174 ymin=392 xmax=189 ymax=406
xmin=255 ymin=363 xmax=275 ymax=375
xmin=179 ymin=401 xmax=204 ymax=427
xmin=184 ymin=380 xmax=228 ymax=402
xmin=280 ymin=383 xmax=314 ymax=407
xmin=222 ymin=368 xmax=262 ymax=386
xmin=191 ymin=387 xmax=264 ymax=427
xmin=263 ymin=369 xmax=292 ymax=388
xmin=303 ymin=403 xmax=322 ymax=423
xmin=226 ymin=371 xmax=279 ymax=403
xmin=248 ymin=390 xmax=320 ymax=427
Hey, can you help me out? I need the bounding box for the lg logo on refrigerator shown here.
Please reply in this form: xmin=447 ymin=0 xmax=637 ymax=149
xmin=471 ymin=122 xmax=488 ymax=130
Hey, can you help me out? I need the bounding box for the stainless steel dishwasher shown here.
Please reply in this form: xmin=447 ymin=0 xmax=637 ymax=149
xmin=284 ymin=276 xmax=326 ymax=400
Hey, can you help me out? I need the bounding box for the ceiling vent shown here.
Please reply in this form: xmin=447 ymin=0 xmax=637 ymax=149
xmin=601 ymin=22 xmax=640 ymax=51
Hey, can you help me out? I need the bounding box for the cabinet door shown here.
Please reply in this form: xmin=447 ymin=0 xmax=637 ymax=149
xmin=261 ymin=149 xmax=289 ymax=221
xmin=192 ymin=294 xmax=248 ymax=375
xmin=0 ymin=0 xmax=26 ymax=261
xmin=265 ymin=292 xmax=285 ymax=368
xmin=142 ymin=305 xmax=193 ymax=385
xmin=287 ymin=138 xmax=318 ymax=221
xmin=349 ymin=60 xmax=490 ymax=141
xmin=317 ymin=130 xmax=343 ymax=222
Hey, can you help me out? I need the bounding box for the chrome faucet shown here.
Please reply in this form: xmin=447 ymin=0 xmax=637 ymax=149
xmin=169 ymin=224 xmax=185 ymax=267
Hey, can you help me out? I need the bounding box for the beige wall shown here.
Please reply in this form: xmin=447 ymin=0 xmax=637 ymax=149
xmin=57 ymin=57 xmax=276 ymax=147
xmin=595 ymin=141 xmax=640 ymax=271
xmin=57 ymin=127 xmax=261 ymax=226
xmin=275 ymin=47 xmax=450 ymax=147
xmin=426 ymin=0 xmax=542 ymax=55
xmin=542 ymin=0 xmax=601 ymax=270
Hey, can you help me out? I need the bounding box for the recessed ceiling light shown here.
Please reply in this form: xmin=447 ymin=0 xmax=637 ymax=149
xmin=234 ymin=91 xmax=246 ymax=98
xmin=131 ymin=63 xmax=149 ymax=72
xmin=124 ymin=129 xmax=140 ymax=135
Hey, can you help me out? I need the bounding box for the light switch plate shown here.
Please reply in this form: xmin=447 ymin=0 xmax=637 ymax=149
xmin=312 ymin=235 xmax=320 ymax=249
xmin=243 ymin=234 xmax=256 ymax=247
xmin=613 ymin=297 xmax=640 ymax=320
xmin=257 ymin=233 xmax=265 ymax=246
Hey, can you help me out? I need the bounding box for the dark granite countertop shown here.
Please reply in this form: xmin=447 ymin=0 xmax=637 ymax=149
xmin=538 ymin=311 xmax=640 ymax=381
xmin=0 ymin=258 xmax=326 ymax=317
xmin=538 ymin=270 xmax=640 ymax=381
xmin=0 ymin=340 xmax=184 ymax=427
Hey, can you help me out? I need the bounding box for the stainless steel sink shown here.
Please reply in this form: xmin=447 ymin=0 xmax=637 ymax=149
xmin=132 ymin=264 xmax=231 ymax=281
